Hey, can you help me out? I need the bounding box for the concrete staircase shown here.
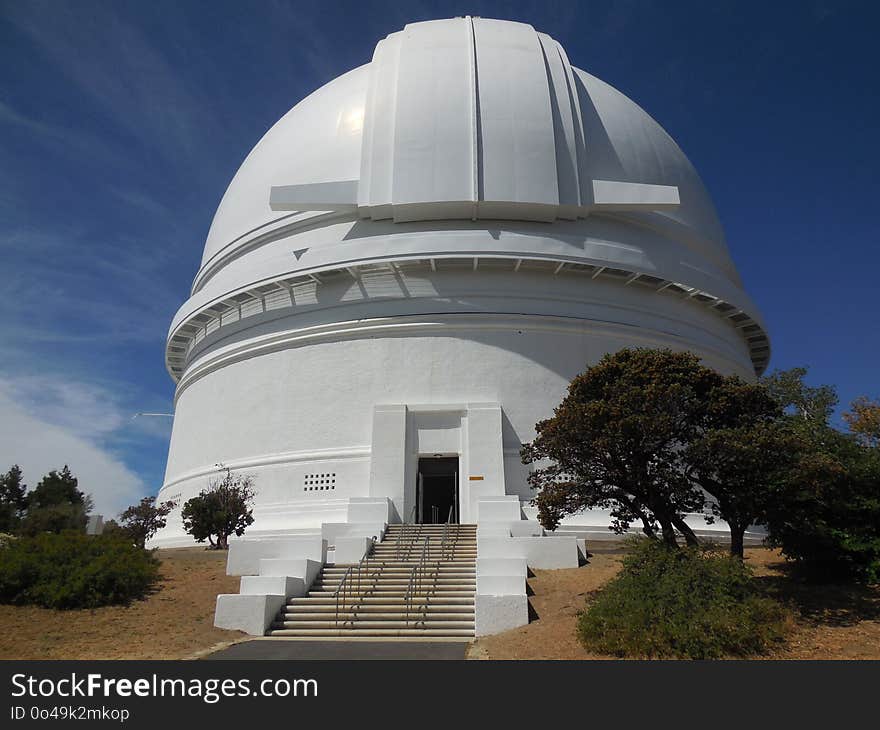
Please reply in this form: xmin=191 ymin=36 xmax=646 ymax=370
xmin=267 ymin=523 xmax=477 ymax=637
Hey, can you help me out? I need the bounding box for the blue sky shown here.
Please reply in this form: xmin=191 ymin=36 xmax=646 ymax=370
xmin=1 ymin=0 xmax=877 ymax=515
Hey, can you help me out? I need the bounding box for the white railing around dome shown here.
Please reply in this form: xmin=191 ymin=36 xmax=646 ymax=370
xmin=165 ymin=255 xmax=771 ymax=385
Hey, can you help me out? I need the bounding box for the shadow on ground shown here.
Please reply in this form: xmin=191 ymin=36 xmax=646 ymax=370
xmin=203 ymin=640 xmax=471 ymax=660
xmin=755 ymin=563 xmax=880 ymax=628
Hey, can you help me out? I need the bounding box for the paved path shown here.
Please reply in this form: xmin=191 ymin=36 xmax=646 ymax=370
xmin=204 ymin=640 xmax=470 ymax=660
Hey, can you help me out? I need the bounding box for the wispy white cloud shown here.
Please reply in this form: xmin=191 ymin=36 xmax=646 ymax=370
xmin=0 ymin=98 xmax=122 ymax=166
xmin=0 ymin=224 xmax=183 ymax=345
xmin=4 ymin=1 xmax=219 ymax=167
xmin=0 ymin=378 xmax=152 ymax=517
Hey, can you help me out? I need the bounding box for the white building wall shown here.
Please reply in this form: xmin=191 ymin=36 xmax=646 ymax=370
xmin=153 ymin=294 xmax=753 ymax=546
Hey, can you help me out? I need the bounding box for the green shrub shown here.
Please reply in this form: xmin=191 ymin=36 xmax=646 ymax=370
xmin=0 ymin=531 xmax=160 ymax=609
xmin=577 ymin=539 xmax=790 ymax=659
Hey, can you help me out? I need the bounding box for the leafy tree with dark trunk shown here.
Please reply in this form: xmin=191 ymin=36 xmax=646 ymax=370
xmin=181 ymin=468 xmax=255 ymax=549
xmin=119 ymin=496 xmax=177 ymax=548
xmin=687 ymin=421 xmax=799 ymax=559
xmin=0 ymin=465 xmax=27 ymax=533
xmin=762 ymin=419 xmax=880 ymax=582
xmin=523 ymin=349 xmax=725 ymax=547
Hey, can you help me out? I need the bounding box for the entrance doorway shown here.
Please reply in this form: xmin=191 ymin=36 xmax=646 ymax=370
xmin=416 ymin=457 xmax=459 ymax=524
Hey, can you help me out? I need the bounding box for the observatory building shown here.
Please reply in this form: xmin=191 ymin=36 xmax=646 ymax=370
xmin=151 ymin=17 xmax=768 ymax=548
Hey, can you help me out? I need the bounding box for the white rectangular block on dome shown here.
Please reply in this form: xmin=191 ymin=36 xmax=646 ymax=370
xmin=226 ymin=538 xmax=327 ymax=576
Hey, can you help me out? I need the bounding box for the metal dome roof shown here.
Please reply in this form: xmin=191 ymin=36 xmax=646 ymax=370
xmin=165 ymin=17 xmax=770 ymax=381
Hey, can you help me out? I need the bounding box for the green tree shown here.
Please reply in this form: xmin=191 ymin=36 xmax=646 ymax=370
xmin=118 ymin=496 xmax=177 ymax=548
xmin=181 ymin=469 xmax=255 ymax=549
xmin=523 ymin=349 xmax=724 ymax=546
xmin=687 ymin=421 xmax=799 ymax=559
xmin=26 ymin=466 xmax=85 ymax=510
xmin=20 ymin=466 xmax=91 ymax=535
xmin=761 ymin=367 xmax=837 ymax=427
xmin=762 ymin=425 xmax=880 ymax=582
xmin=0 ymin=465 xmax=27 ymax=532
xmin=843 ymin=396 xmax=880 ymax=447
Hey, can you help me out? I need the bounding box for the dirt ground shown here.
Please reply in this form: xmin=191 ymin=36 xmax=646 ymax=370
xmin=0 ymin=548 xmax=242 ymax=660
xmin=469 ymin=544 xmax=880 ymax=660
xmin=2 ymin=544 xmax=877 ymax=660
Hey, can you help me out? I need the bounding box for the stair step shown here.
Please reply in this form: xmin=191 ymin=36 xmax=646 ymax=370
xmin=267 ymin=628 xmax=475 ymax=637
xmin=280 ymin=613 xmax=474 ymax=621
xmin=309 ymin=589 xmax=474 ymax=599
xmin=288 ymin=596 xmax=474 ymax=606
xmin=282 ymin=604 xmax=472 ymax=614
xmin=272 ymin=620 xmax=474 ymax=629
xmin=266 ymin=524 xmax=478 ymax=639
xmin=321 ymin=567 xmax=475 ymax=573
xmin=314 ymin=578 xmax=476 ymax=584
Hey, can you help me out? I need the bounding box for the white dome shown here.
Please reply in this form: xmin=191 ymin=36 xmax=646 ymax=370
xmin=168 ymin=17 xmax=767 ymax=382
xmin=154 ymin=17 xmax=770 ymax=548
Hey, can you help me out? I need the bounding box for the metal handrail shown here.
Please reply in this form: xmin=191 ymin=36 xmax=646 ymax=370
xmin=334 ymin=537 xmax=378 ymax=627
xmin=404 ymin=536 xmax=431 ymax=625
xmin=440 ymin=504 xmax=456 ymax=560
xmin=333 ymin=566 xmax=354 ymax=627
xmin=356 ymin=536 xmax=377 ymax=597
xmin=396 ymin=505 xmax=418 ymax=559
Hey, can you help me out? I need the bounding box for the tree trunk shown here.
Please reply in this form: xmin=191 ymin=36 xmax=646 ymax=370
xmin=670 ymin=515 xmax=701 ymax=547
xmin=730 ymin=525 xmax=745 ymax=560
xmin=639 ymin=517 xmax=657 ymax=540
xmin=216 ymin=533 xmax=228 ymax=550
xmin=658 ymin=518 xmax=678 ymax=547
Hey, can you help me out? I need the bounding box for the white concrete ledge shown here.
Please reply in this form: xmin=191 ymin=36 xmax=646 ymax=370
xmin=334 ymin=536 xmax=372 ymax=564
xmin=510 ymin=520 xmax=543 ymax=537
xmin=347 ymin=497 xmax=394 ymax=523
xmin=477 ymin=523 xmax=511 ymax=538
xmin=477 ymin=535 xmax=579 ymax=569
xmin=476 ymin=557 xmax=527 ymax=577
xmin=226 ymin=537 xmax=327 ymax=575
xmin=214 ymin=594 xmax=286 ymax=636
xmin=321 ymin=522 xmax=385 ymax=545
xmin=477 ymin=574 xmax=525 ymax=595
xmin=239 ymin=575 xmax=305 ymax=598
xmin=258 ymin=558 xmax=321 ymax=589
xmin=477 ymin=496 xmax=522 ymax=523
xmin=475 ymin=594 xmax=528 ymax=636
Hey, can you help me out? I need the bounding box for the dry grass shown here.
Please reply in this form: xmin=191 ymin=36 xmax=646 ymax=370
xmin=470 ymin=544 xmax=880 ymax=660
xmin=0 ymin=548 xmax=243 ymax=660
xmin=2 ymin=544 xmax=877 ymax=660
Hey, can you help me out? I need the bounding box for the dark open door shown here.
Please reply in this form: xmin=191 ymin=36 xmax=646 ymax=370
xmin=415 ymin=457 xmax=459 ymax=524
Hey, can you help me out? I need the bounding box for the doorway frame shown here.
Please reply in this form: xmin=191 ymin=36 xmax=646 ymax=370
xmin=415 ymin=455 xmax=460 ymax=524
